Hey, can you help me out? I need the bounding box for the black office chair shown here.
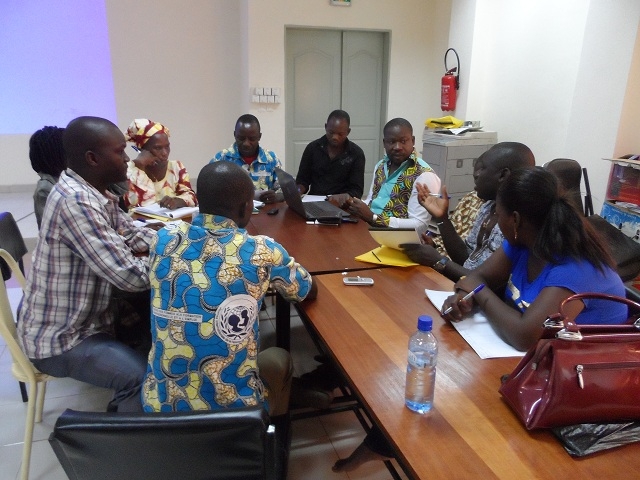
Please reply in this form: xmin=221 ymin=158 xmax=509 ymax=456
xmin=0 ymin=211 xmax=29 ymax=402
xmin=49 ymin=405 xmax=281 ymax=480
xmin=544 ymin=160 xmax=640 ymax=281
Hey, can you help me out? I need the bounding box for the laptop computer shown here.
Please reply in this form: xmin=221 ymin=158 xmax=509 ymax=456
xmin=275 ymin=167 xmax=348 ymax=221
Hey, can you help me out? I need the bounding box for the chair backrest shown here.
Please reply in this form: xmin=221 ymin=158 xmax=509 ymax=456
xmin=0 ymin=212 xmax=28 ymax=280
xmin=0 ymin=249 xmax=36 ymax=384
xmin=49 ymin=405 xmax=278 ymax=480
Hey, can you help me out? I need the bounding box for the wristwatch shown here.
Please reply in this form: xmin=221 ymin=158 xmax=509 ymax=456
xmin=432 ymin=257 xmax=449 ymax=272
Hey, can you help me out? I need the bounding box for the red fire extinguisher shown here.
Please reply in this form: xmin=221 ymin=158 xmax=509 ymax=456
xmin=441 ymin=48 xmax=460 ymax=111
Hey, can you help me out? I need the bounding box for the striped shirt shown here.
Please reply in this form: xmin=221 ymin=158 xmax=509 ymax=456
xmin=18 ymin=169 xmax=154 ymax=359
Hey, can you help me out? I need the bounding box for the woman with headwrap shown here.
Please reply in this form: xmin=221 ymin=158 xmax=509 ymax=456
xmin=123 ymin=119 xmax=197 ymax=211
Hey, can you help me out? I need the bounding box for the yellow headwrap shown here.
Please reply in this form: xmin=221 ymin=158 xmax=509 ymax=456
xmin=124 ymin=119 xmax=170 ymax=149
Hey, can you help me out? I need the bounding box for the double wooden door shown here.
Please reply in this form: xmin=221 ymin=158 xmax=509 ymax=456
xmin=285 ymin=28 xmax=389 ymax=193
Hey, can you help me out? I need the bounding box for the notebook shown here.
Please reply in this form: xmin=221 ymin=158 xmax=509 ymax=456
xmin=275 ymin=167 xmax=347 ymax=221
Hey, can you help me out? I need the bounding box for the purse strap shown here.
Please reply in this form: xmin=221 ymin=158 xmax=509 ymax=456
xmin=549 ymin=293 xmax=640 ymax=334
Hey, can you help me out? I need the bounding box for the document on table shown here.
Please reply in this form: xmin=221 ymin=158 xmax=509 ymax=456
xmin=132 ymin=203 xmax=199 ymax=220
xmin=425 ymin=289 xmax=525 ymax=359
xmin=253 ymin=200 xmax=264 ymax=214
xmin=301 ymin=194 xmax=327 ymax=203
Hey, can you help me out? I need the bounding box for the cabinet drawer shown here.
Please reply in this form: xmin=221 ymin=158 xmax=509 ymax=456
xmin=446 ymin=157 xmax=476 ymax=176
xmin=444 ymin=145 xmax=491 ymax=160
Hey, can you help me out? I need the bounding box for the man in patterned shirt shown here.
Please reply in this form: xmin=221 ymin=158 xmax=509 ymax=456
xmin=211 ymin=114 xmax=283 ymax=204
xmin=18 ymin=116 xmax=155 ymax=412
xmin=402 ymin=142 xmax=535 ymax=281
xmin=340 ymin=118 xmax=441 ymax=228
xmin=142 ymin=161 xmax=316 ymax=417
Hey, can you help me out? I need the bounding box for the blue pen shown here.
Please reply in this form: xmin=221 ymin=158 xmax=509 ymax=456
xmin=131 ymin=145 xmax=140 ymax=152
xmin=442 ymin=283 xmax=485 ymax=315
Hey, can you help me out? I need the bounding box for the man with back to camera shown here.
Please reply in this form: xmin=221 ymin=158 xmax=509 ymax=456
xmin=341 ymin=117 xmax=441 ymax=228
xmin=211 ymin=114 xmax=283 ymax=204
xmin=18 ymin=116 xmax=155 ymax=412
xmin=402 ymin=142 xmax=535 ymax=281
xmin=142 ymin=161 xmax=317 ymax=420
xmin=295 ymin=109 xmax=366 ymax=199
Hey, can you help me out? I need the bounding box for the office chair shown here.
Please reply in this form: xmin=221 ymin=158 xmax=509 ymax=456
xmin=544 ymin=158 xmax=585 ymax=214
xmin=0 ymin=249 xmax=52 ymax=480
xmin=0 ymin=211 xmax=30 ymax=402
xmin=49 ymin=405 xmax=279 ymax=480
xmin=544 ymin=159 xmax=640 ymax=281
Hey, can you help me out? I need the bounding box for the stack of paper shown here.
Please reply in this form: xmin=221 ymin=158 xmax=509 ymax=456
xmin=132 ymin=203 xmax=199 ymax=220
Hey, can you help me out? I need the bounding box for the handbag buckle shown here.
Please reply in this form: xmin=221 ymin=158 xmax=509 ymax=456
xmin=556 ymin=328 xmax=583 ymax=341
xmin=543 ymin=315 xmax=565 ymax=329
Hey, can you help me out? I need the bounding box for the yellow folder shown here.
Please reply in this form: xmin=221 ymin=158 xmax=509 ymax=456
xmin=355 ymin=246 xmax=419 ymax=267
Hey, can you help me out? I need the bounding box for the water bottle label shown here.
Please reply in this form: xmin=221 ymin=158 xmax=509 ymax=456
xmin=408 ymin=350 xmax=427 ymax=368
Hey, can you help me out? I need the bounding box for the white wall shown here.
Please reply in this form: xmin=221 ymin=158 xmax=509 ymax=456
xmin=105 ymin=0 xmax=246 ymax=184
xmin=450 ymin=0 xmax=640 ymax=212
xmin=1 ymin=0 xmax=638 ymax=212
xmin=0 ymin=0 xmax=451 ymax=189
xmin=615 ymin=22 xmax=640 ymax=158
xmin=244 ymin=0 xmax=452 ymax=163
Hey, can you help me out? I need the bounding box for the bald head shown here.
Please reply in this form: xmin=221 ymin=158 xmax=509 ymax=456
xmin=63 ymin=116 xmax=120 ymax=170
xmin=197 ymin=162 xmax=255 ymax=225
xmin=473 ymin=142 xmax=535 ymax=200
xmin=484 ymin=142 xmax=535 ymax=171
xmin=62 ymin=116 xmax=129 ymax=193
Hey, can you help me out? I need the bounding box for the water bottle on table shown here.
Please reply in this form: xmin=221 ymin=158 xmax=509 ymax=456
xmin=405 ymin=315 xmax=438 ymax=414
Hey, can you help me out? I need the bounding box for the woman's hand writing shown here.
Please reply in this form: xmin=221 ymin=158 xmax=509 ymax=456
xmin=441 ymin=291 xmax=474 ymax=322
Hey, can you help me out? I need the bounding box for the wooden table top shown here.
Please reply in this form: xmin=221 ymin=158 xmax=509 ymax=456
xmin=247 ymin=203 xmax=382 ymax=274
xmin=297 ymin=266 xmax=640 ymax=480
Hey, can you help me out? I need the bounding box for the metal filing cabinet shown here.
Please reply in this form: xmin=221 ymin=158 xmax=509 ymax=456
xmin=422 ymin=130 xmax=497 ymax=211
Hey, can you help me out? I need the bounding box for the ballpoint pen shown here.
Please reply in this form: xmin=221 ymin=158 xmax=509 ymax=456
xmin=428 ymin=193 xmax=452 ymax=199
xmin=442 ymin=283 xmax=485 ymax=315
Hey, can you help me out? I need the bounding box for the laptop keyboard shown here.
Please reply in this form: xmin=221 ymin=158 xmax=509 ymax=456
xmin=304 ymin=201 xmax=343 ymax=218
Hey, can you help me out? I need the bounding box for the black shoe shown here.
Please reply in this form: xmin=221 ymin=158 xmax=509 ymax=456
xmin=290 ymin=377 xmax=335 ymax=409
xmin=300 ymin=363 xmax=343 ymax=392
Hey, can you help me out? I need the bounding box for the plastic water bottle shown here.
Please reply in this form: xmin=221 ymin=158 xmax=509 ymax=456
xmin=405 ymin=315 xmax=438 ymax=414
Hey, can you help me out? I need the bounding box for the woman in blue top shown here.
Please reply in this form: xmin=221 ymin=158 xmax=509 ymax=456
xmin=443 ymin=167 xmax=627 ymax=351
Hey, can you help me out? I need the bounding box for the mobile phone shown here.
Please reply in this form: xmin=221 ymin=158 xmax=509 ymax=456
xmin=343 ymin=277 xmax=374 ymax=286
xmin=267 ymin=208 xmax=279 ymax=215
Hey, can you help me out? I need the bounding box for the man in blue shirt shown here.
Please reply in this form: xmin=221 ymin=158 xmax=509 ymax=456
xmin=211 ymin=114 xmax=282 ymax=204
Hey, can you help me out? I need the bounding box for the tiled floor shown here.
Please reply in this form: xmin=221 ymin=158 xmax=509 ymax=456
xmin=0 ymin=190 xmax=408 ymax=480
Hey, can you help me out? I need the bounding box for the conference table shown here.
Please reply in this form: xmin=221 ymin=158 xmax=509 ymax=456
xmin=247 ymin=203 xmax=385 ymax=349
xmin=248 ymin=204 xmax=640 ymax=479
xmin=296 ymin=266 xmax=640 ymax=479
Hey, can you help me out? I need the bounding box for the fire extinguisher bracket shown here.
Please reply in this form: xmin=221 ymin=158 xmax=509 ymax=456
xmin=444 ymin=48 xmax=460 ymax=90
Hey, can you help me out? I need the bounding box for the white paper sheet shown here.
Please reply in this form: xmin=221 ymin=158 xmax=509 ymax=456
xmin=301 ymin=194 xmax=327 ymax=203
xmin=425 ymin=289 xmax=525 ymax=359
xmin=132 ymin=203 xmax=199 ymax=219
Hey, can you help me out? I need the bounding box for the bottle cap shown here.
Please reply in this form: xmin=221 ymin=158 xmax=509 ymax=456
xmin=417 ymin=315 xmax=433 ymax=332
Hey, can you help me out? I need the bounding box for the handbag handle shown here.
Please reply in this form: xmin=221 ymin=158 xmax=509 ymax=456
xmin=551 ymin=293 xmax=640 ymax=333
